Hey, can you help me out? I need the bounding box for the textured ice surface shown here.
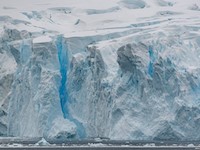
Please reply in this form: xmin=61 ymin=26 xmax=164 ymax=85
xmin=0 ymin=0 xmax=200 ymax=141
xmin=35 ymin=138 xmax=50 ymax=146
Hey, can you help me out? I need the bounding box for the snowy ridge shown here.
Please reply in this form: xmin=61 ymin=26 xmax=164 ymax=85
xmin=0 ymin=0 xmax=200 ymax=140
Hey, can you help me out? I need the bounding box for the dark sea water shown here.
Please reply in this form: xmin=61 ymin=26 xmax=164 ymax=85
xmin=0 ymin=137 xmax=200 ymax=147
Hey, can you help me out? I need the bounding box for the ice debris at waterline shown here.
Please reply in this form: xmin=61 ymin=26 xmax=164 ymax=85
xmin=35 ymin=138 xmax=50 ymax=146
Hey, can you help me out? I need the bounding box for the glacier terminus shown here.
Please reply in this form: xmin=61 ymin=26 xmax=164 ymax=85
xmin=0 ymin=0 xmax=200 ymax=141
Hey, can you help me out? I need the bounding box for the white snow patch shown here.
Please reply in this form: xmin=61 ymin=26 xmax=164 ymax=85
xmin=33 ymin=36 xmax=52 ymax=43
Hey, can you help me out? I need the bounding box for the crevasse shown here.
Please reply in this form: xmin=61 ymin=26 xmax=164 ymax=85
xmin=148 ymin=46 xmax=155 ymax=77
xmin=56 ymin=36 xmax=86 ymax=138
xmin=56 ymin=36 xmax=68 ymax=118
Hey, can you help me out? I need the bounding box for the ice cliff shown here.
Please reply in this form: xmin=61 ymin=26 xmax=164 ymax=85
xmin=0 ymin=0 xmax=200 ymax=141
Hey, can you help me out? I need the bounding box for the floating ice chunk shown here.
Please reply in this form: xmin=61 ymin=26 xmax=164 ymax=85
xmin=35 ymin=138 xmax=50 ymax=146
xmin=143 ymin=143 xmax=156 ymax=147
xmin=88 ymin=143 xmax=105 ymax=147
xmin=187 ymin=144 xmax=195 ymax=147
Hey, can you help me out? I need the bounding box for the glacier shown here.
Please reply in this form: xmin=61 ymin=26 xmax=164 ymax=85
xmin=0 ymin=0 xmax=200 ymax=141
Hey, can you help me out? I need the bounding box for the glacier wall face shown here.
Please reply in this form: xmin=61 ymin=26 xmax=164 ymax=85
xmin=6 ymin=34 xmax=77 ymax=139
xmin=0 ymin=0 xmax=200 ymax=141
xmin=67 ymin=34 xmax=200 ymax=140
xmin=0 ymin=26 xmax=200 ymax=141
xmin=8 ymin=39 xmax=61 ymax=137
xmin=68 ymin=46 xmax=112 ymax=138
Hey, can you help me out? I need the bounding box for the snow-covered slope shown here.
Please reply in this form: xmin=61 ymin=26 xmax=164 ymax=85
xmin=0 ymin=0 xmax=200 ymax=140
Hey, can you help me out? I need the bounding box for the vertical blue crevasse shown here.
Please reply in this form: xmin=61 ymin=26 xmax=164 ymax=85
xmin=56 ymin=36 xmax=68 ymax=118
xmin=56 ymin=36 xmax=86 ymax=138
xmin=148 ymin=46 xmax=155 ymax=77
